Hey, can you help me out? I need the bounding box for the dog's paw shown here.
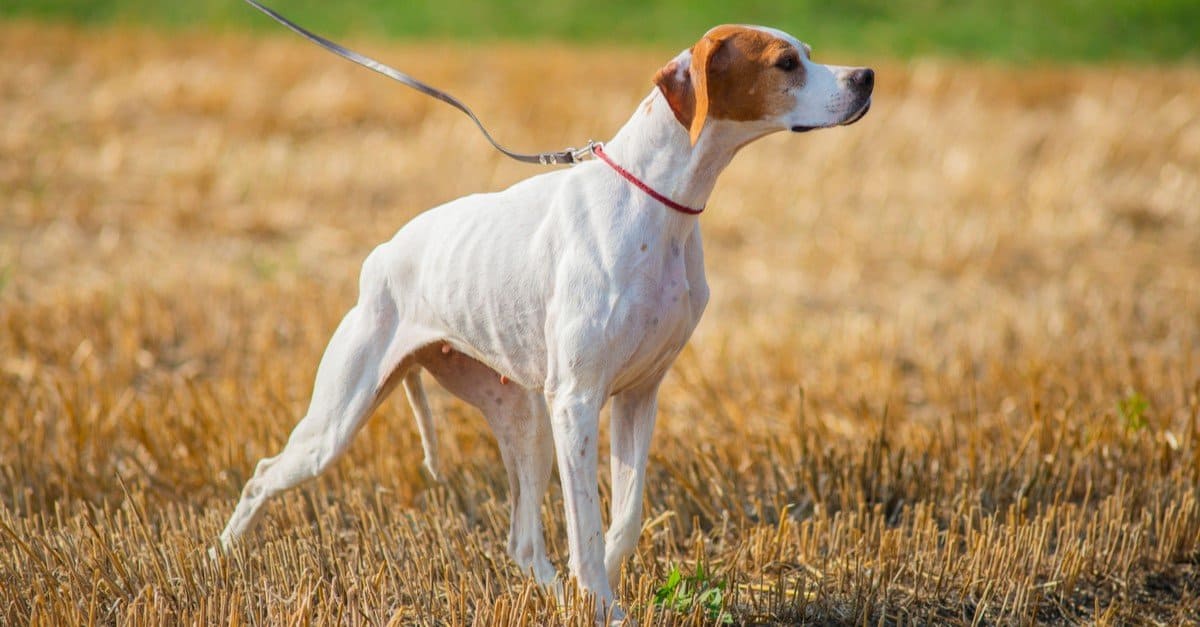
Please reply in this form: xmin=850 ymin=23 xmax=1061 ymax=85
xmin=420 ymin=460 xmax=442 ymax=483
xmin=603 ymin=600 xmax=630 ymax=626
xmin=209 ymin=531 xmax=238 ymax=562
xmin=206 ymin=544 xmax=226 ymax=563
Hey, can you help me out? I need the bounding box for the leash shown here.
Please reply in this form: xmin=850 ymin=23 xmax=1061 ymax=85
xmin=243 ymin=1 xmax=700 ymax=214
xmin=242 ymin=0 xmax=598 ymax=165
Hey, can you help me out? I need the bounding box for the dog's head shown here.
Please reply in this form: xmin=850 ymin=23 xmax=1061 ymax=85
xmin=654 ymin=25 xmax=873 ymax=145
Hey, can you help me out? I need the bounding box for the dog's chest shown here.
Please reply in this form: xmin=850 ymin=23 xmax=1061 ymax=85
xmin=611 ymin=243 xmax=701 ymax=388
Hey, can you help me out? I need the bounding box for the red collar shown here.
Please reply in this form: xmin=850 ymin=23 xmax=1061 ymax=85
xmin=592 ymin=144 xmax=704 ymax=216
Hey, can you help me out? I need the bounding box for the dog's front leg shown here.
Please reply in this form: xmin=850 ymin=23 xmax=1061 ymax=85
xmin=545 ymin=387 xmax=619 ymax=619
xmin=605 ymin=380 xmax=661 ymax=592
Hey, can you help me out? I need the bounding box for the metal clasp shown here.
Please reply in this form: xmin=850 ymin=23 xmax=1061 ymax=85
xmin=570 ymin=140 xmax=602 ymax=163
xmin=538 ymin=140 xmax=601 ymax=165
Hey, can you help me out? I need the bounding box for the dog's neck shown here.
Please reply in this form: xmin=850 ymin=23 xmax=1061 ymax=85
xmin=600 ymin=89 xmax=763 ymax=220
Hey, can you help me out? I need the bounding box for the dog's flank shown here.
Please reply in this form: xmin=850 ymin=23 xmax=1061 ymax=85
xmin=218 ymin=24 xmax=872 ymax=622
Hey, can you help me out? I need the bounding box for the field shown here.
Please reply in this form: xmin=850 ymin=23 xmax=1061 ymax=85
xmin=3 ymin=21 xmax=1200 ymax=624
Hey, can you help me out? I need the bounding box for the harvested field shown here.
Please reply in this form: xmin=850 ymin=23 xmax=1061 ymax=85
xmin=2 ymin=22 xmax=1200 ymax=624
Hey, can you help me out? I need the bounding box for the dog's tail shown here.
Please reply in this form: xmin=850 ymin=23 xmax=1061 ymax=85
xmin=401 ymin=370 xmax=440 ymax=482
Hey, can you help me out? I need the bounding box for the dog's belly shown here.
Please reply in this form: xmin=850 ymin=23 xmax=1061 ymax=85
xmin=438 ymin=300 xmax=549 ymax=390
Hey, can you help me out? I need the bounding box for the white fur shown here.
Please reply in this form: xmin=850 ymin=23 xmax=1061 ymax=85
xmin=218 ymin=26 xmax=871 ymax=622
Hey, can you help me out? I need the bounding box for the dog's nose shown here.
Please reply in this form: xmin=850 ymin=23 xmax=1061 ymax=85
xmin=850 ymin=68 xmax=874 ymax=92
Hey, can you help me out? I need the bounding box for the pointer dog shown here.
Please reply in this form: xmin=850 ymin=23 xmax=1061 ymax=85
xmin=219 ymin=24 xmax=873 ymax=620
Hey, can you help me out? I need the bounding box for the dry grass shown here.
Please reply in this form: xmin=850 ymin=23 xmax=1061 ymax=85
xmin=3 ymin=21 xmax=1200 ymax=625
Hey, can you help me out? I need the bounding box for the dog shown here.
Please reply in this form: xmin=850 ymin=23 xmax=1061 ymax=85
xmin=219 ymin=24 xmax=872 ymax=621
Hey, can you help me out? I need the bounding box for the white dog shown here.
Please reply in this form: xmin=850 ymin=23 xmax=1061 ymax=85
xmin=219 ymin=24 xmax=872 ymax=620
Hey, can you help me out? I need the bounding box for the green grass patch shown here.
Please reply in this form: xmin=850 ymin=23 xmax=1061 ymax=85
xmin=653 ymin=562 xmax=732 ymax=623
xmin=4 ymin=0 xmax=1199 ymax=63
xmin=1119 ymin=391 xmax=1151 ymax=433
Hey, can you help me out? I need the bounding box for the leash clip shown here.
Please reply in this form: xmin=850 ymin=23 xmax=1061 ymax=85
xmin=539 ymin=140 xmax=603 ymax=165
xmin=571 ymin=140 xmax=603 ymax=163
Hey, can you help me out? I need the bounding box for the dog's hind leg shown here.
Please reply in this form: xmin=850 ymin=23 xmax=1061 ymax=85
xmin=401 ymin=371 xmax=440 ymax=481
xmin=417 ymin=348 xmax=557 ymax=585
xmin=219 ymin=251 xmax=440 ymax=549
xmin=499 ymin=391 xmax=556 ymax=585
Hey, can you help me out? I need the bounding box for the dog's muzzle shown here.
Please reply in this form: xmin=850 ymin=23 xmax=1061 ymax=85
xmin=790 ymin=97 xmax=871 ymax=133
xmin=839 ymin=68 xmax=874 ymax=126
xmin=791 ymin=67 xmax=874 ymax=133
xmin=840 ymin=98 xmax=871 ymax=126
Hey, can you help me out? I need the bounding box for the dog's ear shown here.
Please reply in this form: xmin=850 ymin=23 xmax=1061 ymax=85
xmin=653 ymin=35 xmax=724 ymax=146
xmin=686 ymin=35 xmax=724 ymax=146
xmin=653 ymin=57 xmax=695 ymax=139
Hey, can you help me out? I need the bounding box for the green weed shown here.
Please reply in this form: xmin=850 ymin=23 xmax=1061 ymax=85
xmin=1119 ymin=391 xmax=1150 ymax=433
xmin=653 ymin=563 xmax=732 ymax=623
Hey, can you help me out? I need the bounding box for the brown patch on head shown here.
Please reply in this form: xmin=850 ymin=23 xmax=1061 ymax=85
xmin=654 ymin=25 xmax=806 ymax=145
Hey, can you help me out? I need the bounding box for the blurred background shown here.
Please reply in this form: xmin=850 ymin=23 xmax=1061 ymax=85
xmin=4 ymin=0 xmax=1200 ymax=62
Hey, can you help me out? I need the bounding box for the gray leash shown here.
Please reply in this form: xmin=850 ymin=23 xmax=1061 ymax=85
xmin=242 ymin=0 xmax=597 ymax=165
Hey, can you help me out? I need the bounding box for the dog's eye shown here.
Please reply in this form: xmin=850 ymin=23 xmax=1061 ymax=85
xmin=776 ymin=56 xmax=799 ymax=72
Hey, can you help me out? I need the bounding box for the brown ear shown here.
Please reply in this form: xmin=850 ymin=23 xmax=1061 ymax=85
xmin=653 ymin=36 xmax=724 ymax=146
xmin=687 ymin=36 xmax=724 ymax=145
xmin=653 ymin=59 xmax=695 ymax=138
